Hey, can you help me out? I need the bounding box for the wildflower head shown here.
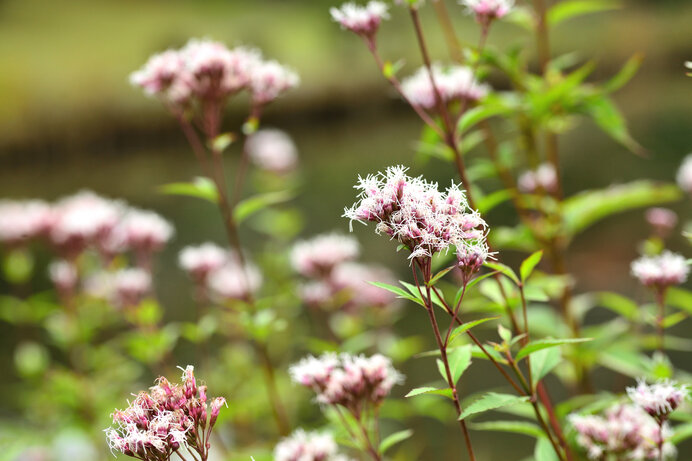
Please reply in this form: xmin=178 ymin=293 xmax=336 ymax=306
xmin=344 ymin=165 xmax=487 ymax=262
xmin=290 ymin=353 xmax=402 ymax=413
xmin=401 ymin=64 xmax=489 ymax=111
xmin=113 ymin=268 xmax=151 ymax=308
xmin=206 ymin=254 xmax=262 ymax=301
xmin=627 ymin=379 xmax=688 ymax=422
xmin=117 ymin=209 xmax=174 ymax=258
xmin=249 ymin=60 xmax=300 ymax=106
xmin=569 ymin=404 xmax=675 ymax=460
xmin=630 ymin=251 xmax=689 ymax=290
xmin=48 ymin=260 xmax=78 ymax=295
xmin=330 ymin=1 xmax=389 ymax=39
xmin=246 ymin=129 xmax=299 ymax=173
xmin=0 ymin=200 xmax=52 ymax=246
xmin=179 ymin=242 xmax=228 ymax=283
xmin=517 ymin=163 xmax=558 ymax=195
xmin=291 ymin=233 xmax=360 ymax=277
xmin=645 ymin=208 xmax=678 ymax=238
xmin=676 ymin=154 xmax=692 ymax=194
xmin=460 ymin=0 xmax=514 ymax=26
xmin=274 ymin=430 xmax=348 ymax=461
xmin=105 ymin=365 xmax=224 ymax=461
xmin=129 ymin=49 xmax=191 ymax=105
xmin=456 ymin=240 xmax=490 ymax=282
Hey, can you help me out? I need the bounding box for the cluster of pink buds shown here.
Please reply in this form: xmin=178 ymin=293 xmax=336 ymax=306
xmin=569 ymin=404 xmax=675 ymax=460
xmin=130 ymin=38 xmax=299 ymax=113
xmin=246 ymin=128 xmax=299 ymax=174
xmin=401 ymin=64 xmax=489 ymax=111
xmin=105 ymin=365 xmax=225 ymax=461
xmin=83 ymin=268 xmax=152 ymax=309
xmin=630 ymin=251 xmax=690 ymax=290
xmin=645 ymin=208 xmax=678 ymax=238
xmin=456 ymin=240 xmax=490 ymax=283
xmin=344 ymin=165 xmax=488 ymax=264
xmin=627 ymin=379 xmax=688 ymax=423
xmin=206 ymin=252 xmax=262 ymax=302
xmin=677 ymin=154 xmax=692 ymax=194
xmin=292 ymin=233 xmax=397 ymax=312
xmin=179 ymin=243 xmax=229 ymax=284
xmin=460 ymin=0 xmax=514 ymax=27
xmin=517 ymin=163 xmax=558 ymax=195
xmin=330 ymin=1 xmax=389 ymax=41
xmin=290 ymin=352 xmax=402 ymax=416
xmin=274 ymin=430 xmax=351 ymax=461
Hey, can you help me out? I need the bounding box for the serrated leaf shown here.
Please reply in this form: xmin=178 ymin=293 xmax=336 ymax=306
xmin=405 ymin=386 xmax=439 ymax=398
xmin=515 ymin=337 xmax=592 ymax=361
xmin=379 ymin=429 xmax=413 ymax=454
xmin=562 ymin=181 xmax=681 ymax=237
xmin=159 ymin=177 xmax=218 ymax=204
xmin=547 ymin=0 xmax=620 ymax=26
xmin=484 ymin=261 xmax=520 ymax=285
xmin=449 ymin=317 xmax=500 ymax=344
xmin=449 ymin=345 xmax=472 ymax=384
xmin=458 ymin=393 xmax=530 ymax=421
xmin=470 ymin=420 xmax=544 ymax=439
xmin=234 ymin=190 xmax=295 ymax=224
xmin=520 ymin=250 xmax=543 ymax=283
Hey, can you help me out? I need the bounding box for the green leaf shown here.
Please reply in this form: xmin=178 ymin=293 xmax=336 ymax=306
xmin=520 ymin=250 xmax=543 ymax=283
xmin=470 ymin=420 xmax=544 ymax=439
xmin=670 ymin=423 xmax=692 ymax=445
xmin=603 ymin=54 xmax=643 ymax=93
xmin=515 ymin=337 xmax=593 ymax=361
xmin=547 ymin=0 xmax=620 ymax=26
xmin=458 ymin=393 xmax=530 ymax=421
xmin=159 ymin=177 xmax=218 ymax=204
xmin=379 ymin=429 xmax=413 ymax=454
xmin=583 ymin=95 xmax=642 ymax=153
xmin=449 ymin=317 xmax=500 ymax=344
xmin=595 ymin=292 xmax=638 ymax=320
xmin=483 ymin=261 xmax=520 ymax=286
xmin=382 ymin=60 xmax=405 ymax=79
xmin=458 ymin=104 xmax=513 ymax=133
xmin=210 ymin=132 xmax=235 ymax=153
xmin=400 ymin=281 xmax=446 ymax=310
xmin=534 ymin=436 xmax=560 ymax=461
xmin=405 ymin=387 xmax=439 ymax=398
xmin=662 ymin=311 xmax=687 ymax=329
xmin=449 ymin=345 xmax=472 ymax=384
xmin=530 ymin=347 xmax=562 ymax=385
xmin=477 ymin=189 xmax=512 ymax=214
xmin=2 ymin=249 xmax=34 ymax=285
xmin=369 ymin=281 xmax=411 ymax=299
xmin=234 ymin=190 xmax=295 ymax=224
xmin=562 ymin=181 xmax=681 ymax=237
xmin=427 ymin=265 xmax=455 ymax=286
xmin=667 ymin=288 xmax=692 ymax=314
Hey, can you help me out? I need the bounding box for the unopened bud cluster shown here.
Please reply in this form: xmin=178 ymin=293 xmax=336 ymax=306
xmin=105 ymin=365 xmax=225 ymax=461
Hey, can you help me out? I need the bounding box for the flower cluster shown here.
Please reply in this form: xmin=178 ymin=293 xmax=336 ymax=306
xmin=630 ymin=251 xmax=689 ymax=290
xmin=344 ymin=165 xmax=488 ymax=265
xmin=290 ymin=353 xmax=402 ymax=415
xmin=292 ymin=233 xmax=397 ymax=312
xmin=82 ymin=268 xmax=152 ymax=308
xmin=179 ymin=242 xmax=228 ymax=283
xmin=677 ymin=154 xmax=692 ymax=194
xmin=627 ymin=379 xmax=688 ymax=422
xmin=206 ymin=252 xmax=262 ymax=302
xmin=645 ymin=208 xmax=678 ymax=238
xmin=0 ymin=200 xmax=52 ymax=246
xmin=105 ymin=366 xmax=225 ymax=461
xmin=246 ymin=128 xmax=299 ymax=173
xmin=517 ymin=163 xmax=558 ymax=195
xmin=274 ymin=430 xmax=351 ymax=461
xmin=401 ymin=64 xmax=489 ymax=111
xmin=130 ymin=38 xmax=299 ymax=110
xmin=460 ymin=0 xmax=514 ymax=26
xmin=330 ymin=1 xmax=389 ymax=39
xmin=569 ymin=404 xmax=675 ymax=460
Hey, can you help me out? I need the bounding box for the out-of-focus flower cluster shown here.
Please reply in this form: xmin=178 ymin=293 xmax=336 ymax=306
xmin=0 ymin=191 xmax=174 ymax=308
xmin=290 ymin=352 xmax=402 ymax=415
xmin=401 ymin=64 xmax=489 ymax=112
xmin=627 ymin=379 xmax=688 ymax=422
xmin=179 ymin=242 xmax=262 ymax=302
xmin=246 ymin=129 xmax=299 ymax=174
xmin=677 ymin=154 xmax=692 ymax=194
xmin=645 ymin=208 xmax=678 ymax=238
xmin=630 ymin=251 xmax=690 ymax=290
xmin=518 ymin=163 xmax=558 ymax=195
xmin=569 ymin=404 xmax=675 ymax=460
xmin=459 ymin=0 xmax=514 ymax=26
xmin=130 ymin=38 xmax=299 ymax=112
xmin=291 ymin=233 xmax=397 ymax=312
xmin=344 ymin=165 xmax=488 ymax=267
xmin=330 ymin=1 xmax=389 ymax=39
xmin=105 ymin=366 xmax=225 ymax=461
xmin=274 ymin=430 xmax=352 ymax=461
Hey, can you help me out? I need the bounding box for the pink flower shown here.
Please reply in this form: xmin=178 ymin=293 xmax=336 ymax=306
xmin=401 ymin=64 xmax=489 ymax=110
xmin=113 ymin=268 xmax=152 ymax=307
xmin=246 ymin=129 xmax=299 ymax=173
xmin=631 ymin=251 xmax=689 ymax=289
xmin=460 ymin=0 xmax=514 ymax=24
xmin=275 ymin=430 xmax=349 ymax=461
xmin=456 ymin=240 xmax=490 ymax=281
xmin=48 ymin=260 xmax=78 ymax=294
xmin=627 ymin=379 xmax=688 ymax=421
xmin=249 ymin=59 xmax=300 ymax=105
xmin=645 ymin=208 xmax=678 ymax=237
xmin=117 ymin=208 xmax=174 ymax=256
xmin=676 ymin=154 xmax=692 ymax=194
xmin=330 ymin=1 xmax=389 ymax=38
xmin=178 ymin=242 xmax=228 ymax=282
xmin=206 ymin=254 xmax=262 ymax=301
xmin=331 ymin=262 xmax=398 ymax=309
xmin=129 ymin=49 xmax=191 ymax=104
xmin=291 ymin=233 xmax=360 ymax=277
xmin=518 ymin=163 xmax=558 ymax=194
xmin=0 ymin=200 xmax=52 ymax=245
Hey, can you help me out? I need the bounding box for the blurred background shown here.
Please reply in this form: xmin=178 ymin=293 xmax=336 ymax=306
xmin=1 ymin=0 xmax=691 ymax=459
